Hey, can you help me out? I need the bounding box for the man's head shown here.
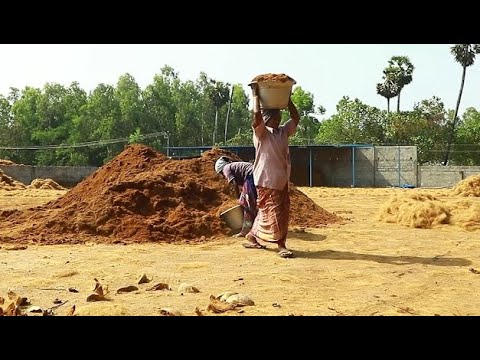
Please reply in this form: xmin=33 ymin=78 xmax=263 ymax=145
xmin=214 ymin=156 xmax=231 ymax=174
xmin=261 ymin=109 xmax=281 ymax=129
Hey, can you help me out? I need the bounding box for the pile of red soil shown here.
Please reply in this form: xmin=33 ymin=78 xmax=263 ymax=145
xmin=0 ymin=145 xmax=340 ymax=245
xmin=251 ymin=73 xmax=295 ymax=83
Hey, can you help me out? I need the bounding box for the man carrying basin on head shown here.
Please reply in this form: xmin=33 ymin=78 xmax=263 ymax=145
xmin=244 ymin=82 xmax=300 ymax=258
xmin=215 ymin=156 xmax=258 ymax=238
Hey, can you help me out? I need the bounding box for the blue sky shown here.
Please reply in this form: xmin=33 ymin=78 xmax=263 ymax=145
xmin=0 ymin=44 xmax=478 ymax=118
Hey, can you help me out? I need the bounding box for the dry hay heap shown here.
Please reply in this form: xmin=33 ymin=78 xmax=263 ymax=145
xmin=28 ymin=178 xmax=65 ymax=190
xmin=452 ymin=174 xmax=480 ymax=197
xmin=0 ymin=144 xmax=341 ymax=245
xmin=378 ymin=191 xmax=480 ymax=231
xmin=377 ymin=193 xmax=450 ymax=229
xmin=0 ymin=169 xmax=26 ymax=191
xmin=251 ymin=73 xmax=295 ymax=83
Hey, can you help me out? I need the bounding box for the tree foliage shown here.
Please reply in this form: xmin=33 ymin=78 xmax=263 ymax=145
xmin=1 ymin=49 xmax=480 ymax=167
xmin=443 ymin=44 xmax=480 ymax=165
xmin=378 ymin=56 xmax=414 ymax=112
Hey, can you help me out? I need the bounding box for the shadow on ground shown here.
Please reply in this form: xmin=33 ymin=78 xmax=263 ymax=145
xmin=290 ymin=249 xmax=471 ymax=266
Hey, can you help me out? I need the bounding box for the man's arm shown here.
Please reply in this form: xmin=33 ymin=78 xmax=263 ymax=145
xmin=230 ymin=179 xmax=241 ymax=198
xmin=250 ymin=83 xmax=265 ymax=137
xmin=288 ymin=97 xmax=300 ymax=126
xmin=284 ymin=97 xmax=301 ymax=137
xmin=223 ymin=166 xmax=241 ymax=198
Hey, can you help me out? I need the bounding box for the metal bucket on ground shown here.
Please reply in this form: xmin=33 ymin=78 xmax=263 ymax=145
xmin=219 ymin=205 xmax=244 ymax=232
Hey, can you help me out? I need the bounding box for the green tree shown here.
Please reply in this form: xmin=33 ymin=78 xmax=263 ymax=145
xmin=0 ymin=95 xmax=13 ymax=160
xmin=0 ymin=96 xmax=12 ymax=138
xmin=202 ymin=75 xmax=230 ymax=145
xmin=172 ymin=80 xmax=203 ymax=146
xmin=383 ymin=56 xmax=414 ymax=112
xmin=128 ymin=128 xmax=143 ymax=144
xmin=287 ymin=87 xmax=325 ymax=145
xmin=32 ymin=82 xmax=88 ymax=165
xmin=222 ymin=84 xmax=250 ymax=145
xmin=226 ymin=128 xmax=254 ymax=146
xmin=8 ymin=83 xmax=82 ymax=165
xmin=376 ymin=79 xmax=399 ymax=113
xmin=76 ymin=83 xmax=121 ymax=165
xmin=142 ymin=65 xmax=178 ymax=149
xmin=380 ymin=96 xmax=456 ymax=164
xmin=111 ymin=73 xmax=143 ymax=154
xmin=454 ymin=107 xmax=480 ymax=165
xmin=195 ymin=73 xmax=216 ymax=146
xmin=7 ymin=87 xmax=20 ymax=103
xmin=410 ymin=97 xmax=450 ymax=164
xmin=458 ymin=107 xmax=480 ymax=143
xmin=443 ymin=44 xmax=480 ymax=165
xmin=316 ymin=97 xmax=385 ymax=145
xmin=9 ymin=87 xmax=43 ymax=164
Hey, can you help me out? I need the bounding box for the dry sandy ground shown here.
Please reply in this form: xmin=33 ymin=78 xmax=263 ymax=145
xmin=1 ymin=187 xmax=479 ymax=316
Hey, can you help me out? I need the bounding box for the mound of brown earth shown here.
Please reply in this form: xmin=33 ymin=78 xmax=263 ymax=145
xmin=0 ymin=145 xmax=340 ymax=244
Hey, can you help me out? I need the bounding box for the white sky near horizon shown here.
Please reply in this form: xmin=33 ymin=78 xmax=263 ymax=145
xmin=0 ymin=44 xmax=478 ymax=118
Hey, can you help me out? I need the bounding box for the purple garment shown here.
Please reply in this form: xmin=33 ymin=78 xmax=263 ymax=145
xmin=222 ymin=162 xmax=253 ymax=186
xmin=238 ymin=175 xmax=258 ymax=235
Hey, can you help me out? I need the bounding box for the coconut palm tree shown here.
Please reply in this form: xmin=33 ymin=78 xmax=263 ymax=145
xmin=443 ymin=44 xmax=480 ymax=165
xmin=384 ymin=56 xmax=414 ymax=112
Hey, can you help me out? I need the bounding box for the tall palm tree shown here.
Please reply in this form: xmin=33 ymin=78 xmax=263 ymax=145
xmin=224 ymin=84 xmax=234 ymax=144
xmin=376 ymin=79 xmax=399 ymax=113
xmin=207 ymin=80 xmax=229 ymax=145
xmin=443 ymin=44 xmax=480 ymax=165
xmin=384 ymin=56 xmax=414 ymax=112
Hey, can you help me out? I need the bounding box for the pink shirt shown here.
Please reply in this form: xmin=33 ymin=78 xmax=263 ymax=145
xmin=252 ymin=119 xmax=297 ymax=190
